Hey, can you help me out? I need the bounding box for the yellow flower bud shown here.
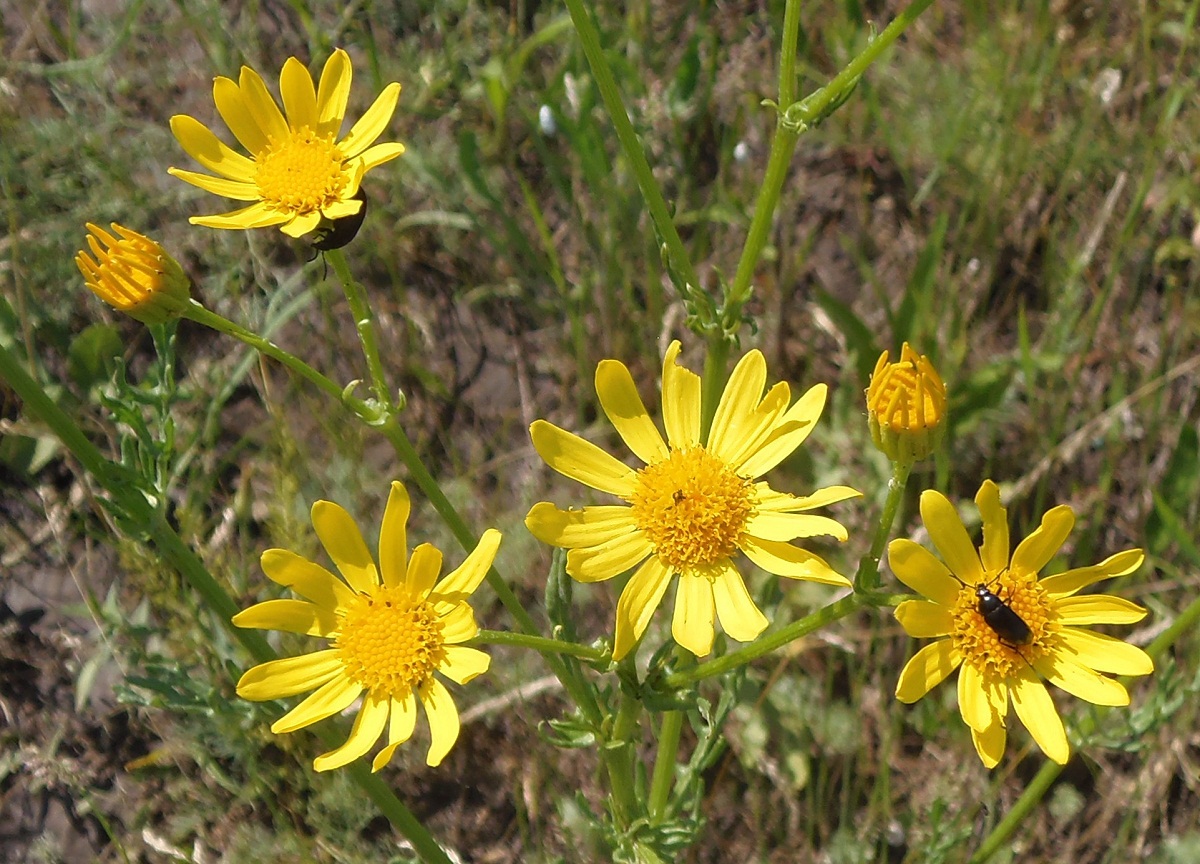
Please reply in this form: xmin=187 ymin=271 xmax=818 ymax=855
xmin=75 ymin=223 xmax=190 ymax=325
xmin=866 ymin=343 xmax=946 ymax=465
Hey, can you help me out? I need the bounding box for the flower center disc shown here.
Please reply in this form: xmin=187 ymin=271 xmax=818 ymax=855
xmin=336 ymin=585 xmax=445 ymax=697
xmin=628 ymin=446 xmax=755 ymax=572
xmin=255 ymin=128 xmax=347 ymax=214
xmin=951 ymin=570 xmax=1055 ymax=678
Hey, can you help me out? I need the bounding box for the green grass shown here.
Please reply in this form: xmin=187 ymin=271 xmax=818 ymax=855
xmin=3 ymin=0 xmax=1200 ymax=861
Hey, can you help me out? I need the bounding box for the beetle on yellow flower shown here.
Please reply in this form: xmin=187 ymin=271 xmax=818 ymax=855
xmin=891 ymin=480 xmax=1153 ymax=766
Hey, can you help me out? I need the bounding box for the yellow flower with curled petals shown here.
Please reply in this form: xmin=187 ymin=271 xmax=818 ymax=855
xmin=75 ymin=223 xmax=190 ymax=324
xmin=168 ymin=48 xmax=404 ymax=238
xmin=866 ymin=342 xmax=946 ymax=465
xmin=526 ymin=341 xmax=860 ymax=660
xmin=892 ymin=480 xmax=1153 ymax=767
xmin=234 ymin=481 xmax=498 ymax=771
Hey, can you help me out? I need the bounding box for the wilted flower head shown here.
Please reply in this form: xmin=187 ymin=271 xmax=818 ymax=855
xmin=867 ymin=343 xmax=946 ymax=465
xmin=168 ymin=48 xmax=404 ymax=240
xmin=75 ymin=223 xmax=190 ymax=324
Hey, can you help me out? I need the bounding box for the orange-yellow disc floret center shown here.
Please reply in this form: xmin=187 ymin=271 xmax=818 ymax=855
xmin=336 ymin=585 xmax=445 ymax=698
xmin=951 ymin=570 xmax=1055 ymax=678
xmin=255 ymin=127 xmax=347 ymax=214
xmin=628 ymin=446 xmax=756 ymax=572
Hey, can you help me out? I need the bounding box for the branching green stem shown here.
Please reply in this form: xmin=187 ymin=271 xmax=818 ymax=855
xmin=472 ymin=629 xmax=609 ymax=663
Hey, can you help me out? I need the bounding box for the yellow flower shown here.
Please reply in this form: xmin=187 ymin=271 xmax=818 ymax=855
xmin=526 ymin=341 xmax=860 ymax=660
xmin=168 ymin=48 xmax=404 ymax=238
xmin=234 ymin=481 xmax=499 ymax=771
xmin=891 ymin=480 xmax=1153 ymax=767
xmin=866 ymin=342 xmax=946 ymax=465
xmin=75 ymin=223 xmax=190 ymax=324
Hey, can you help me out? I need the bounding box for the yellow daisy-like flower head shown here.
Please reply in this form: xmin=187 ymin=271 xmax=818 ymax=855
xmin=866 ymin=342 xmax=946 ymax=465
xmin=891 ymin=480 xmax=1153 ymax=767
xmin=526 ymin=341 xmax=860 ymax=660
xmin=234 ymin=481 xmax=498 ymax=772
xmin=168 ymin=48 xmax=404 ymax=239
xmin=75 ymin=223 xmax=190 ymax=324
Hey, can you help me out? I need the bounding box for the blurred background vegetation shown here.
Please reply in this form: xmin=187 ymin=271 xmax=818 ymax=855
xmin=2 ymin=0 xmax=1200 ymax=861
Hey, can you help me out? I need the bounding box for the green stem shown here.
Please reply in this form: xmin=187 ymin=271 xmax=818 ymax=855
xmin=472 ymin=629 xmax=608 ymax=663
xmin=182 ymin=302 xmax=383 ymax=420
xmin=855 ymin=459 xmax=913 ymax=593
xmin=605 ymin=680 xmax=643 ymax=827
xmin=561 ymin=0 xmax=703 ymax=309
xmin=969 ymin=582 xmax=1200 ymax=863
xmin=722 ymin=0 xmax=937 ymax=332
xmin=0 ymin=341 xmax=453 ymax=864
xmin=327 ymin=248 xmax=396 ymax=412
xmin=664 ymin=594 xmax=864 ymax=689
xmin=648 ymin=708 xmax=683 ymax=822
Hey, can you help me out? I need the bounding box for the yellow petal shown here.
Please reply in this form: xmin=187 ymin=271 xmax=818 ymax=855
xmin=971 ymin=720 xmax=1006 ymax=769
xmin=372 ymin=692 xmax=418 ymax=772
xmin=237 ymin=649 xmax=343 ymax=700
xmin=887 ymin=539 xmax=960 ymax=606
xmin=166 ymin=168 xmax=259 ymax=200
xmin=920 ymin=490 xmax=983 ymax=586
xmin=1034 ymin=654 xmax=1129 ymax=706
xmin=279 ymin=56 xmax=318 ymax=130
xmin=661 ymin=341 xmax=701 ymax=449
xmin=1010 ymin=505 xmax=1074 ymax=577
xmin=894 ymin=599 xmax=954 ymax=638
xmin=341 ymin=82 xmax=402 ymax=157
xmin=756 ymin=485 xmax=862 ymax=512
xmin=596 ymin=358 xmax=669 ymax=465
xmin=232 ymin=598 xmax=338 ymax=637
xmin=420 ymin=678 xmax=460 ymax=767
xmin=378 ymin=481 xmax=410 ymax=588
xmin=238 ymin=64 xmax=289 ymax=141
xmin=745 ymin=512 xmax=848 ymax=542
xmin=1039 ymin=548 xmax=1144 ymax=598
xmin=169 ymin=115 xmax=257 ymax=181
xmin=1009 ymin=672 xmax=1069 ymax=764
xmin=613 ymin=556 xmax=673 ymax=660
xmin=1056 ymin=628 xmax=1154 ymax=676
xmin=707 ymin=349 xmax=767 ymax=462
xmin=530 ymin=420 xmax=638 ymax=497
xmin=736 ymin=384 xmax=826 ymax=478
xmin=958 ymin=662 xmax=993 ymax=732
xmin=439 ymin=603 xmax=478 ymax=643
xmin=566 ymin=531 xmax=653 ymax=583
xmin=316 ymin=48 xmax=352 ymax=137
xmin=975 ymin=480 xmax=1010 ymax=575
xmin=525 ymin=502 xmax=638 ymax=548
xmin=895 ymin=639 xmax=961 ymax=703
xmin=719 ymin=382 xmax=790 ymax=470
xmin=672 ymin=572 xmax=716 ymax=657
xmin=358 ymin=141 xmax=407 ymax=171
xmin=270 ymin=674 xmax=362 ymax=734
xmin=740 ymin=536 xmax=850 ymax=585
xmin=320 ymin=197 xmax=362 ymax=221
xmin=439 ymin=645 xmax=491 ymax=685
xmin=406 ymin=542 xmax=443 ymax=598
xmin=313 ymin=690 xmax=389 ymax=771
xmin=712 ymin=564 xmax=769 ymax=643
xmin=311 ymin=499 xmax=380 ymax=594
xmin=431 ymin=529 xmax=501 ymax=613
xmin=1054 ymin=594 xmax=1147 ymax=626
xmin=260 ymin=549 xmax=355 ymax=612
xmin=280 ymin=210 xmax=323 ymax=238
xmin=187 ymin=203 xmax=291 ymax=231
xmin=212 ymin=74 xmax=269 ymax=154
